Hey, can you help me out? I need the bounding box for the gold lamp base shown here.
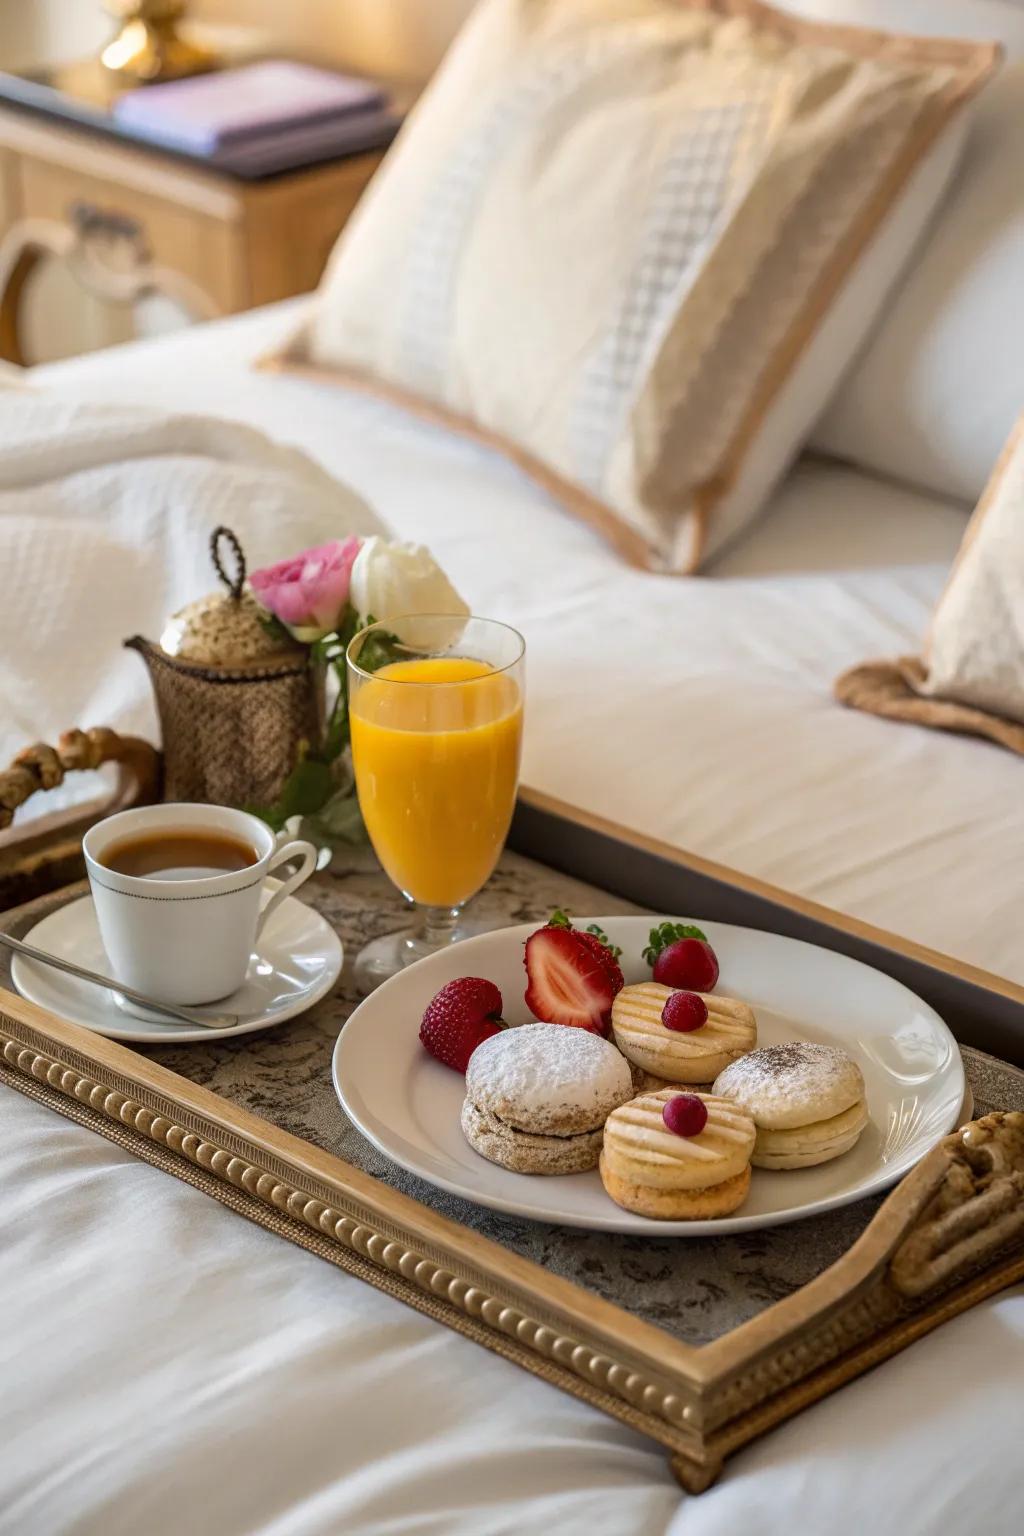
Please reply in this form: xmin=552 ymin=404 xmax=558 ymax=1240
xmin=101 ymin=2 xmax=218 ymax=85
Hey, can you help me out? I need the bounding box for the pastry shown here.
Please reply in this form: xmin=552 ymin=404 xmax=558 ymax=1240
xmin=600 ymin=1089 xmax=755 ymax=1219
xmin=611 ymin=983 xmax=757 ymax=1083
xmin=461 ymin=1022 xmax=634 ymax=1175
xmin=713 ymin=1042 xmax=868 ymax=1169
xmin=628 ymin=1063 xmax=674 ymax=1095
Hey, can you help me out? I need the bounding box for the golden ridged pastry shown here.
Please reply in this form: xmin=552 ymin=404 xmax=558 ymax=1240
xmin=611 ymin=983 xmax=757 ymax=1083
xmin=599 ymin=1089 xmax=755 ymax=1219
xmin=599 ymin=1160 xmax=751 ymax=1220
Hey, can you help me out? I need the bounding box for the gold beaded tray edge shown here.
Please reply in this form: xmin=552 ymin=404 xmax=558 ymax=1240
xmin=2 ymin=788 xmax=1024 ymax=1494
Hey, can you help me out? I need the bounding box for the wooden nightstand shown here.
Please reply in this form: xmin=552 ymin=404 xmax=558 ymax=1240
xmin=0 ymin=59 xmax=398 ymax=365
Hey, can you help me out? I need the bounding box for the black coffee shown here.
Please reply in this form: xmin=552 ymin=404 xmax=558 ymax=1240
xmin=100 ymin=829 xmax=258 ymax=880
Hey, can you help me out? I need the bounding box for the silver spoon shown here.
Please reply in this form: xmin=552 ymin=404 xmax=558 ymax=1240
xmin=0 ymin=929 xmax=240 ymax=1031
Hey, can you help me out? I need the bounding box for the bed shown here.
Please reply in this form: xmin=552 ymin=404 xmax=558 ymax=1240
xmin=0 ymin=295 xmax=1020 ymax=1535
xmin=6 ymin=0 xmax=1024 ymax=1518
xmin=24 ymin=300 xmax=1023 ymax=985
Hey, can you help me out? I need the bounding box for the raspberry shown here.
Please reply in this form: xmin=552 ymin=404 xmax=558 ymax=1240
xmin=661 ymin=992 xmax=708 ymax=1032
xmin=662 ymin=1095 xmax=709 ymax=1138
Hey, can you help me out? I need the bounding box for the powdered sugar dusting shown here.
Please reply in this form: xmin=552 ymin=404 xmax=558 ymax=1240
xmin=467 ymin=1023 xmax=633 ymax=1133
xmin=714 ymin=1043 xmax=865 ymax=1131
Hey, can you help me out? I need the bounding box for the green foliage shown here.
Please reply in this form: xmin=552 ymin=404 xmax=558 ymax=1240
xmin=303 ymin=785 xmax=368 ymax=847
xmin=248 ymin=603 xmax=403 ymax=848
xmin=353 ymin=623 xmax=405 ymax=675
xmin=251 ymin=610 xmax=408 ymax=849
xmin=584 ymin=921 xmax=622 ymax=961
xmin=249 ymin=754 xmax=334 ymax=833
xmin=257 ymin=611 xmax=294 ymax=647
xmin=547 ymin=909 xmax=622 ymax=961
xmin=642 ymin=920 xmax=708 ymax=967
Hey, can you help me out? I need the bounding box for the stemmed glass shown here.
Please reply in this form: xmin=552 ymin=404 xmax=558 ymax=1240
xmin=347 ymin=614 xmax=525 ymax=991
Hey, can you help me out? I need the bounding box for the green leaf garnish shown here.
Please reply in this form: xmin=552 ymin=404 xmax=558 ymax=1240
xmin=547 ymin=909 xmax=622 ymax=960
xmin=303 ymin=785 xmax=368 ymax=848
xmin=584 ymin=922 xmax=622 ymax=960
xmin=256 ymin=611 xmax=296 ymax=647
xmin=354 ymin=624 xmax=405 ymax=675
xmin=642 ymin=921 xmax=708 ymax=967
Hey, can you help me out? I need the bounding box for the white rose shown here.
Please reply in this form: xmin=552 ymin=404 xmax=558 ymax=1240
xmin=350 ymin=537 xmax=470 ymax=631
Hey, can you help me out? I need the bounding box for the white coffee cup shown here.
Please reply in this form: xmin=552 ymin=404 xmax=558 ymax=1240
xmin=83 ymin=803 xmax=318 ymax=1005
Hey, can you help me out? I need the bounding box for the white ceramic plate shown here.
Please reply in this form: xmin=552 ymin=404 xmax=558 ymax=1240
xmin=333 ymin=916 xmax=964 ymax=1235
xmin=12 ymin=885 xmax=342 ymax=1043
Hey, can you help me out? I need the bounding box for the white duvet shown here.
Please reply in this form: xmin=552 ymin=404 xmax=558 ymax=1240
xmin=0 ymin=392 xmax=382 ymax=762
xmin=1 ymin=1084 xmax=1021 ymax=1536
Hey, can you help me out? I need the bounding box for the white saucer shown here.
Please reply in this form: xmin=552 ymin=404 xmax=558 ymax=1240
xmin=12 ymin=885 xmax=343 ymax=1043
xmin=333 ymin=915 xmax=965 ymax=1236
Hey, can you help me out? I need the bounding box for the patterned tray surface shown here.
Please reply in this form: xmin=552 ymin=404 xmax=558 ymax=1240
xmin=3 ymin=848 xmax=1022 ymax=1346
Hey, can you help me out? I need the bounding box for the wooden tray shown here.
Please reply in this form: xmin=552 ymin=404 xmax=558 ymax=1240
xmin=2 ymin=787 xmax=1023 ymax=1493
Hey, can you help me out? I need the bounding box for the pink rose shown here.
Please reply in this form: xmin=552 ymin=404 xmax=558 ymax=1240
xmin=250 ymin=537 xmax=361 ymax=642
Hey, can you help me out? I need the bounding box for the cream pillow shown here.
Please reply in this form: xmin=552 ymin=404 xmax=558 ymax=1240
xmin=836 ymin=411 xmax=1024 ymax=752
xmin=276 ymin=0 xmax=997 ymax=572
xmin=921 ymin=413 xmax=1024 ymax=722
xmin=800 ymin=0 xmax=1024 ymax=502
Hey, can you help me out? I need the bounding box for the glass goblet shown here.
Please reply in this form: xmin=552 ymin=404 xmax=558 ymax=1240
xmin=347 ymin=613 xmax=525 ymax=992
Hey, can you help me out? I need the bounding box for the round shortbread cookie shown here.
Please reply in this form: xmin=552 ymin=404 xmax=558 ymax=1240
xmin=599 ymin=1157 xmax=751 ymax=1220
xmin=601 ymin=1089 xmax=755 ymax=1191
xmin=752 ymin=1098 xmax=869 ymax=1169
xmin=465 ymin=1022 xmax=633 ymax=1135
xmin=611 ymin=983 xmax=757 ymax=1083
xmin=461 ymin=1099 xmax=604 ymax=1175
xmin=713 ymin=1043 xmax=865 ymax=1130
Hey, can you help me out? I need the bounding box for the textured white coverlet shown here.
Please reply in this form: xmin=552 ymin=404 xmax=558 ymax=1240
xmin=0 ymin=392 xmax=382 ymax=764
xmin=29 ymin=303 xmax=1021 ymax=986
xmin=0 ymin=1084 xmax=1021 ymax=1536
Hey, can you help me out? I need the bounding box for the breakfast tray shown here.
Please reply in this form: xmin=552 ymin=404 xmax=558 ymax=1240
xmin=2 ymin=787 xmax=1023 ymax=1493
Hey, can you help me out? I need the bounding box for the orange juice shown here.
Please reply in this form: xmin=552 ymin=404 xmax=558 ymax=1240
xmin=349 ymin=656 xmax=523 ymax=907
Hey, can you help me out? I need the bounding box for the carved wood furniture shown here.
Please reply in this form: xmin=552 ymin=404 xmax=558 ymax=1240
xmin=0 ymin=64 xmax=390 ymax=365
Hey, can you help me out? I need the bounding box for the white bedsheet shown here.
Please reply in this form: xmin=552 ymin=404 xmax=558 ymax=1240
xmin=31 ymin=302 xmax=1021 ymax=985
xmin=2 ymin=1083 xmax=1021 ymax=1536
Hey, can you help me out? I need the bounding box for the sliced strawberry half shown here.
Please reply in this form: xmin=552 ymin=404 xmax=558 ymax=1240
xmin=573 ymin=930 xmax=625 ymax=993
xmin=523 ymin=926 xmax=622 ymax=1035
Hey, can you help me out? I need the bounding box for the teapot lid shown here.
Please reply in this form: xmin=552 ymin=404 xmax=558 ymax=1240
xmin=160 ymin=526 xmax=303 ymax=665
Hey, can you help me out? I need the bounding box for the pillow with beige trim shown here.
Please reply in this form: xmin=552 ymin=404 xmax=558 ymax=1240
xmin=272 ymin=0 xmax=998 ymax=573
xmin=836 ymin=411 xmax=1024 ymax=755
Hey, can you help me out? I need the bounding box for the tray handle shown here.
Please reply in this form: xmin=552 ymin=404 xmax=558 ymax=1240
xmin=890 ymin=1112 xmax=1024 ymax=1297
xmin=0 ymin=727 xmax=161 ymax=906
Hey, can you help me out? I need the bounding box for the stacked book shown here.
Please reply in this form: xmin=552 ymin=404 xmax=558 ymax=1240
xmin=112 ymin=60 xmax=398 ymax=176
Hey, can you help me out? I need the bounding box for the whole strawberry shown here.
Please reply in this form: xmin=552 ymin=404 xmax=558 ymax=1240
xmin=419 ymin=978 xmax=505 ymax=1073
xmin=642 ymin=921 xmax=719 ymax=993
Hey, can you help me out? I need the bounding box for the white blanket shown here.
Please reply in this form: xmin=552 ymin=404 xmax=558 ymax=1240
xmin=0 ymin=395 xmax=383 ymax=763
xmin=2 ymin=1083 xmax=1021 ymax=1536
